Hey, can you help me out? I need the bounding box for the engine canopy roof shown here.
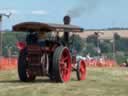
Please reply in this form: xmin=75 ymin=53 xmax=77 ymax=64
xmin=13 ymin=22 xmax=84 ymax=33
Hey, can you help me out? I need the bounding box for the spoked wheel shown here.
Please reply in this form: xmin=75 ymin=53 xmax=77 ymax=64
xmin=18 ymin=49 xmax=36 ymax=82
xmin=76 ymin=60 xmax=86 ymax=80
xmin=52 ymin=46 xmax=71 ymax=83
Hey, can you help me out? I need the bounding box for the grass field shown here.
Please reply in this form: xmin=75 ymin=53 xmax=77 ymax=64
xmin=0 ymin=67 xmax=128 ymax=96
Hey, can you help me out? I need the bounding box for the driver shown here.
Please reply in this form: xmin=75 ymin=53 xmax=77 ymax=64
xmin=26 ymin=32 xmax=38 ymax=45
xmin=38 ymin=32 xmax=46 ymax=47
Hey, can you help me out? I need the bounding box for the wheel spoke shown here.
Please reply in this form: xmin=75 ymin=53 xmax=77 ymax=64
xmin=61 ymin=56 xmax=68 ymax=62
xmin=59 ymin=61 xmax=65 ymax=65
xmin=80 ymin=64 xmax=85 ymax=72
xmin=26 ymin=69 xmax=33 ymax=78
xmin=60 ymin=62 xmax=69 ymax=80
xmin=62 ymin=68 xmax=68 ymax=80
xmin=63 ymin=56 xmax=69 ymax=61
xmin=62 ymin=73 xmax=66 ymax=80
xmin=80 ymin=67 xmax=85 ymax=73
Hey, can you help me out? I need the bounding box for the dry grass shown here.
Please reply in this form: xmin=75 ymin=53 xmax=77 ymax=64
xmin=0 ymin=67 xmax=128 ymax=96
xmin=76 ymin=30 xmax=128 ymax=39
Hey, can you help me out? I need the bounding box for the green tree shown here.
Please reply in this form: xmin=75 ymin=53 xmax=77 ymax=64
xmin=2 ymin=32 xmax=26 ymax=56
xmin=86 ymin=33 xmax=98 ymax=46
xmin=70 ymin=34 xmax=84 ymax=53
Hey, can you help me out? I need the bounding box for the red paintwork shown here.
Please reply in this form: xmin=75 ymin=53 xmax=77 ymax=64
xmin=16 ymin=42 xmax=26 ymax=51
xmin=59 ymin=48 xmax=71 ymax=82
xmin=79 ymin=60 xmax=86 ymax=80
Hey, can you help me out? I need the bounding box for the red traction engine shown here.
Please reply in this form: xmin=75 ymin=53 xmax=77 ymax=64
xmin=13 ymin=16 xmax=86 ymax=83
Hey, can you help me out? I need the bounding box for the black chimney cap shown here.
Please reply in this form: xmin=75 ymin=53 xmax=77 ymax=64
xmin=63 ymin=15 xmax=71 ymax=24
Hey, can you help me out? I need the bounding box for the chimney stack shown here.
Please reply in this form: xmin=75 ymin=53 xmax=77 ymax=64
xmin=63 ymin=15 xmax=71 ymax=46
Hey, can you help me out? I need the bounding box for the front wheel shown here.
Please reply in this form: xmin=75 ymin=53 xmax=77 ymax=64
xmin=76 ymin=60 xmax=86 ymax=80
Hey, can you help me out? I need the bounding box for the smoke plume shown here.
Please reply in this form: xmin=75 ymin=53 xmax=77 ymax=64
xmin=67 ymin=0 xmax=100 ymax=18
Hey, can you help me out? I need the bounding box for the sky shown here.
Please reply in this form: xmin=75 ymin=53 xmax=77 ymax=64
xmin=0 ymin=0 xmax=128 ymax=30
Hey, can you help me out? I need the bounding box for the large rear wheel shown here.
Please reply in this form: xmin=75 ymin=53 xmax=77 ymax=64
xmin=18 ymin=49 xmax=36 ymax=82
xmin=76 ymin=60 xmax=86 ymax=80
xmin=52 ymin=46 xmax=71 ymax=82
